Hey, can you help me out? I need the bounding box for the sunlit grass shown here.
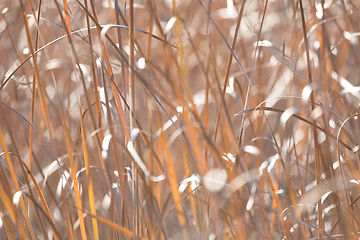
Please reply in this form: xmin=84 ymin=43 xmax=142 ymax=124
xmin=1 ymin=0 xmax=360 ymax=239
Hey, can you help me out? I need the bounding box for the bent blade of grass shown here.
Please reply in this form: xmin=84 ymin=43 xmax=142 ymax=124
xmin=0 ymin=102 xmax=75 ymax=203
xmin=235 ymin=106 xmax=352 ymax=151
xmin=0 ymin=22 xmax=174 ymax=92
xmin=19 ymin=159 xmax=61 ymax=240
xmin=336 ymin=113 xmax=360 ymax=233
xmin=0 ymin=125 xmax=32 ymax=239
xmin=127 ymin=129 xmax=165 ymax=182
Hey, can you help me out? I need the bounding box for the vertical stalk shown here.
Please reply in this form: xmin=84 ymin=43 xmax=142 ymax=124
xmin=128 ymin=0 xmax=137 ymax=235
xmin=298 ymin=0 xmax=322 ymax=238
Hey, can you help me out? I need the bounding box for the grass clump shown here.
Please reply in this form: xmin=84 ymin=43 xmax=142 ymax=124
xmin=0 ymin=0 xmax=360 ymax=239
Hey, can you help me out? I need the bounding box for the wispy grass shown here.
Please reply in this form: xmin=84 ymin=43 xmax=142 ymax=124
xmin=1 ymin=0 xmax=360 ymax=239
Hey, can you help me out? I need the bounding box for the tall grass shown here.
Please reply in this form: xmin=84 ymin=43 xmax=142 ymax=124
xmin=0 ymin=0 xmax=360 ymax=239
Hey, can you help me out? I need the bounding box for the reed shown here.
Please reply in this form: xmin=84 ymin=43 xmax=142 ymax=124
xmin=0 ymin=0 xmax=359 ymax=239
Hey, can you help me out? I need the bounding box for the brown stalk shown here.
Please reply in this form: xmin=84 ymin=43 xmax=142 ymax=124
xmin=299 ymin=1 xmax=323 ymax=238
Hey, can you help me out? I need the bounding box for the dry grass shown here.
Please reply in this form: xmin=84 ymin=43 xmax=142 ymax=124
xmin=1 ymin=0 xmax=360 ymax=239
